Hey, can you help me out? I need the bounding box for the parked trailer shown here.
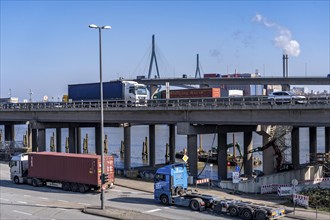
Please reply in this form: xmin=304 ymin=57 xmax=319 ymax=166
xmin=9 ymin=152 xmax=114 ymax=193
xmin=154 ymin=88 xmax=221 ymax=99
xmin=154 ymin=163 xmax=285 ymax=220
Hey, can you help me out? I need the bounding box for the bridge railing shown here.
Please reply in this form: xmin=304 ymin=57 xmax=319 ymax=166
xmin=0 ymin=95 xmax=329 ymax=110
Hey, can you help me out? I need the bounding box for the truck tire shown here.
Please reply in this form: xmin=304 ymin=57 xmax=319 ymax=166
xmin=32 ymin=179 xmax=38 ymax=187
xmin=62 ymin=182 xmax=70 ymax=191
xmin=71 ymin=183 xmax=78 ymax=192
xmin=79 ymin=184 xmax=86 ymax=193
xmin=255 ymin=209 xmax=267 ymax=220
xmin=14 ymin=176 xmax=20 ymax=184
xmin=190 ymin=199 xmax=200 ymax=211
xmin=229 ymin=205 xmax=239 ymax=217
xmin=160 ymin=195 xmax=169 ymax=206
xmin=241 ymin=207 xmax=253 ymax=220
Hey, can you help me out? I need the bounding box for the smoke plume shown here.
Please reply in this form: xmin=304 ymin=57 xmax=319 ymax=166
xmin=252 ymin=13 xmax=301 ymax=56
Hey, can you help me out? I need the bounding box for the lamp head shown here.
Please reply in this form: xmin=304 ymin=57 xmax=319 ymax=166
xmin=89 ymin=24 xmax=98 ymax=29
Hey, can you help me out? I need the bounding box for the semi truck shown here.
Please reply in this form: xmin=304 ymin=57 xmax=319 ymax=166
xmin=154 ymin=163 xmax=285 ymax=220
xmin=68 ymin=80 xmax=148 ymax=105
xmin=153 ymin=88 xmax=221 ymax=99
xmin=9 ymin=152 xmax=114 ymax=193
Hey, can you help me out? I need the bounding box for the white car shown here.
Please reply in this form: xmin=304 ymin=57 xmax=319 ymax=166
xmin=267 ymin=91 xmax=307 ymax=104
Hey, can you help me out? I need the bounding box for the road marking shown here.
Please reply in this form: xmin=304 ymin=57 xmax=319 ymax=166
xmin=39 ymin=197 xmax=49 ymax=200
xmin=17 ymin=201 xmax=27 ymax=204
xmin=13 ymin=210 xmax=32 ymax=216
xmin=36 ymin=204 xmax=47 ymax=207
xmin=23 ymin=195 xmax=31 ymax=197
xmin=57 ymin=208 xmax=67 ymax=211
xmin=57 ymin=200 xmax=68 ymax=203
xmin=78 ymin=203 xmax=90 ymax=206
xmin=0 ymin=198 xmax=9 ymax=201
xmin=143 ymin=208 xmax=162 ymax=213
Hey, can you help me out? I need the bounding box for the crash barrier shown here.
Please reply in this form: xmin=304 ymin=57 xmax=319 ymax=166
xmin=262 ymin=177 xmax=330 ymax=194
xmin=293 ymin=194 xmax=309 ymax=208
xmin=196 ymin=178 xmax=210 ymax=189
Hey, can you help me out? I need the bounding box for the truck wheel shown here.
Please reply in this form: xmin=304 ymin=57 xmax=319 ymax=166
xmin=229 ymin=205 xmax=239 ymax=217
xmin=14 ymin=176 xmax=20 ymax=184
xmin=160 ymin=195 xmax=169 ymax=206
xmin=79 ymin=184 xmax=86 ymax=193
xmin=190 ymin=199 xmax=200 ymax=211
xmin=71 ymin=183 xmax=78 ymax=192
xmin=255 ymin=209 xmax=267 ymax=220
xmin=32 ymin=179 xmax=38 ymax=187
xmin=241 ymin=207 xmax=253 ymax=220
xmin=62 ymin=182 xmax=70 ymax=191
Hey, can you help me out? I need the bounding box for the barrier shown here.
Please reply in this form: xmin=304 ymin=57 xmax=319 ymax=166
xmin=196 ymin=178 xmax=209 ymax=184
xmin=293 ymin=194 xmax=309 ymax=208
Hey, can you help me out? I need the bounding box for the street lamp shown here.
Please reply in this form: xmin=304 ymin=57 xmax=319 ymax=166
xmin=89 ymin=23 xmax=111 ymax=210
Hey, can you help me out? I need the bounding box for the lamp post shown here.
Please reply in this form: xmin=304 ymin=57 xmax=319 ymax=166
xmin=89 ymin=24 xmax=111 ymax=210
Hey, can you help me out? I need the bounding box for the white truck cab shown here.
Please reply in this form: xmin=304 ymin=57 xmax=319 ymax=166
xmin=9 ymin=153 xmax=29 ymax=184
xmin=123 ymin=80 xmax=148 ymax=104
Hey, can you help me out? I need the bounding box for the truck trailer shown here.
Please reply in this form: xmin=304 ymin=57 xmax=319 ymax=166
xmin=154 ymin=163 xmax=285 ymax=220
xmin=68 ymin=80 xmax=148 ymax=105
xmin=9 ymin=152 xmax=114 ymax=193
xmin=154 ymin=88 xmax=221 ymax=99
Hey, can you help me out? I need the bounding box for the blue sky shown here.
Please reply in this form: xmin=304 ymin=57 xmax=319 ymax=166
xmin=1 ymin=1 xmax=329 ymax=101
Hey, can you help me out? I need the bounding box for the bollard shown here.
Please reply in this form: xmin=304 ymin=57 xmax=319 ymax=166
xmin=50 ymin=132 xmax=55 ymax=152
xmin=144 ymin=137 xmax=148 ymax=156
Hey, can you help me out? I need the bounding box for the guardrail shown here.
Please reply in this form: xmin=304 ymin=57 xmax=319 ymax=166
xmin=0 ymin=95 xmax=329 ymax=110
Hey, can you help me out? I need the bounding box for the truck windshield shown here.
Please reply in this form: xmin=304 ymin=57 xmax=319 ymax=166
xmin=136 ymin=86 xmax=147 ymax=95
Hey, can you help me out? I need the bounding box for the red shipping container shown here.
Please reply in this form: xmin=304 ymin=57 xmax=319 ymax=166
xmin=28 ymin=152 xmax=114 ymax=187
xmin=161 ymin=88 xmax=220 ymax=99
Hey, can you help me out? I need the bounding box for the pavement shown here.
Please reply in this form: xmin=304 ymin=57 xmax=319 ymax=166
xmin=83 ymin=176 xmax=330 ymax=220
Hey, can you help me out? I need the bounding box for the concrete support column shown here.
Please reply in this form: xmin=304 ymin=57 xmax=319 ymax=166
xmin=169 ymin=124 xmax=176 ymax=164
xmin=95 ymin=127 xmax=101 ymax=155
xmin=32 ymin=129 xmax=38 ymax=152
xmin=244 ymin=131 xmax=253 ymax=178
xmin=309 ymin=127 xmax=317 ymax=163
xmin=149 ymin=124 xmax=156 ymax=167
xmin=77 ymin=128 xmax=82 ymax=154
xmin=69 ymin=127 xmax=77 ymax=153
xmin=187 ymin=134 xmax=198 ymax=179
xmin=4 ymin=124 xmax=15 ymax=141
xmin=325 ymin=127 xmax=330 ymax=153
xmin=217 ymin=132 xmax=227 ymax=181
xmin=56 ymin=128 xmax=62 ymax=152
xmin=262 ymin=133 xmax=274 ymax=175
xmin=27 ymin=124 xmax=32 ymax=149
xmin=291 ymin=127 xmax=300 ymax=169
xmin=38 ymin=129 xmax=46 ymax=152
xmin=124 ymin=125 xmax=131 ymax=171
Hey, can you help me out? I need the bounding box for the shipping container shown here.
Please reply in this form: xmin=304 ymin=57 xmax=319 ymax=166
xmin=157 ymin=88 xmax=221 ymax=99
xmin=27 ymin=152 xmax=114 ymax=189
xmin=203 ymin=73 xmax=221 ymax=78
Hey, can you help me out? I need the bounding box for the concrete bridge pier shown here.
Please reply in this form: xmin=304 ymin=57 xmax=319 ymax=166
xmin=32 ymin=129 xmax=38 ymax=152
xmin=326 ymin=127 xmax=330 ymax=153
xmin=95 ymin=127 xmax=101 ymax=155
xmin=68 ymin=127 xmax=77 ymax=153
xmin=77 ymin=128 xmax=81 ymax=154
xmin=56 ymin=128 xmax=62 ymax=152
xmin=217 ymin=132 xmax=228 ymax=181
xmin=149 ymin=124 xmax=155 ymax=167
xmin=4 ymin=124 xmax=15 ymax=142
xmin=244 ymin=131 xmax=253 ymax=178
xmin=291 ymin=127 xmax=300 ymax=169
xmin=309 ymin=127 xmax=317 ymax=162
xmin=124 ymin=125 xmax=131 ymax=171
xmin=262 ymin=133 xmax=273 ymax=175
xmin=37 ymin=128 xmax=46 ymax=152
xmin=187 ymin=134 xmax=198 ymax=179
xmin=169 ymin=124 xmax=176 ymax=164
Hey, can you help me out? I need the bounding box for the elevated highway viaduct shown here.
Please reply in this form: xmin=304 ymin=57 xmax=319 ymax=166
xmin=1 ymin=97 xmax=330 ymax=182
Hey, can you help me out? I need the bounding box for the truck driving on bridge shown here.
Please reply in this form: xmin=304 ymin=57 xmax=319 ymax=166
xmin=9 ymin=152 xmax=114 ymax=193
xmin=67 ymin=80 xmax=148 ymax=105
xmin=154 ymin=163 xmax=285 ymax=220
